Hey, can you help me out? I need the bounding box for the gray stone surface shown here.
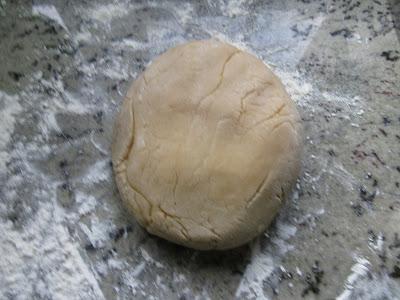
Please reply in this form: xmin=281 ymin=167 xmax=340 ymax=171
xmin=0 ymin=0 xmax=400 ymax=299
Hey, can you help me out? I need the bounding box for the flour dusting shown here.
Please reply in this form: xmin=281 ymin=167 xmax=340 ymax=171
xmin=32 ymin=5 xmax=68 ymax=30
xmin=0 ymin=91 xmax=21 ymax=170
xmin=87 ymin=2 xmax=130 ymax=24
xmin=0 ymin=202 xmax=105 ymax=299
xmin=337 ymin=255 xmax=400 ymax=300
xmin=2 ymin=1 xmax=399 ymax=299
xmin=236 ymin=220 xmax=297 ymax=299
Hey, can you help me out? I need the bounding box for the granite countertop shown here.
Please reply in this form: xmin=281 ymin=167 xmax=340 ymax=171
xmin=1 ymin=0 xmax=399 ymax=299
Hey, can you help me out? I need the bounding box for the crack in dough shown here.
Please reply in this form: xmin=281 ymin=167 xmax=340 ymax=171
xmin=195 ymin=50 xmax=240 ymax=109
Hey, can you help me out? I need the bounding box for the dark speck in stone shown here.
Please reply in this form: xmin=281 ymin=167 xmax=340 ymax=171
xmin=56 ymin=132 xmax=73 ymax=140
xmin=328 ymin=149 xmax=336 ymax=156
xmin=232 ymin=268 xmax=244 ymax=275
xmin=8 ymin=71 xmax=24 ymax=82
xmin=383 ymin=116 xmax=391 ymax=125
xmin=93 ymin=111 xmax=103 ymax=124
xmin=59 ymin=160 xmax=68 ymax=168
xmin=359 ymin=186 xmax=376 ymax=203
xmin=110 ymin=227 xmax=127 ymax=242
xmin=85 ymin=243 xmax=96 ymax=251
xmin=330 ymin=28 xmax=353 ymax=38
xmin=17 ymin=29 xmax=32 ymax=38
xmin=302 ymin=261 xmax=324 ymax=297
xmin=390 ymin=265 xmax=400 ymax=278
xmin=88 ymin=54 xmax=97 ymax=63
xmin=371 ymin=151 xmax=385 ymax=165
xmin=396 ymin=166 xmax=400 ymax=173
xmin=43 ymin=25 xmax=58 ymax=35
xmin=396 ymin=182 xmax=400 ymax=188
xmin=351 ymin=203 xmax=364 ymax=216
xmin=291 ymin=24 xmax=313 ymax=38
xmin=381 ymin=50 xmax=399 ymax=62
xmin=7 ymin=212 xmax=19 ymax=223
xmin=11 ymin=44 xmax=23 ymax=51
xmin=379 ymin=128 xmax=387 ymax=136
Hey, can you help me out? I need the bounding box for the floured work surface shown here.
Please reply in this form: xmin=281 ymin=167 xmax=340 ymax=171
xmin=0 ymin=1 xmax=400 ymax=299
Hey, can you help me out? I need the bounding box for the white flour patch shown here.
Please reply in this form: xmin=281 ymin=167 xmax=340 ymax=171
xmin=0 ymin=202 xmax=104 ymax=300
xmin=368 ymin=232 xmax=385 ymax=253
xmin=274 ymin=70 xmax=313 ymax=107
xmin=98 ymin=56 xmax=131 ymax=81
xmin=112 ymin=38 xmax=149 ymax=51
xmin=172 ymin=2 xmax=194 ymax=25
xmin=327 ymin=162 xmax=358 ymax=191
xmin=86 ymin=2 xmax=130 ymax=25
xmin=32 ymin=5 xmax=68 ymax=31
xmin=82 ymin=159 xmax=110 ymax=185
xmin=222 ymin=0 xmax=250 ymax=17
xmin=322 ymin=92 xmax=364 ymax=118
xmin=80 ymin=216 xmax=115 ymax=249
xmin=236 ymin=239 xmax=274 ymax=300
xmin=336 ymin=255 xmax=400 ymax=300
xmin=76 ymin=192 xmax=98 ymax=216
xmin=140 ymin=247 xmax=164 ymax=269
xmin=132 ymin=261 xmax=146 ymax=277
xmin=74 ymin=30 xmax=94 ymax=43
xmin=0 ymin=91 xmax=22 ymax=170
xmin=123 ymin=270 xmax=142 ymax=295
xmin=337 ymin=255 xmax=370 ymax=300
xmin=236 ymin=221 xmax=297 ymax=300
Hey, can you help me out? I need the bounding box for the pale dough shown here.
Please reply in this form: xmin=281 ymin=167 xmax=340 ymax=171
xmin=112 ymin=39 xmax=303 ymax=250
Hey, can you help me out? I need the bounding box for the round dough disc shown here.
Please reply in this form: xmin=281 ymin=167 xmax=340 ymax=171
xmin=112 ymin=39 xmax=303 ymax=250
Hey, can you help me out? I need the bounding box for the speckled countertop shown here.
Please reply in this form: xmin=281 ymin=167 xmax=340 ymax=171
xmin=0 ymin=0 xmax=399 ymax=299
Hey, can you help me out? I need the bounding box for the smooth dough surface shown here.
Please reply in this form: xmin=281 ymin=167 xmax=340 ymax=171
xmin=112 ymin=39 xmax=303 ymax=250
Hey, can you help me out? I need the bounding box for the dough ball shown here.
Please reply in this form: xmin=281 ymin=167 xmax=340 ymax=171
xmin=112 ymin=39 xmax=303 ymax=250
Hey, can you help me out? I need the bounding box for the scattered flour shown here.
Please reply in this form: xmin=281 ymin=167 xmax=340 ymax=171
xmin=32 ymin=4 xmax=68 ymax=31
xmin=74 ymin=30 xmax=94 ymax=43
xmin=221 ymin=0 xmax=250 ymax=17
xmin=0 ymin=91 xmax=22 ymax=170
xmin=80 ymin=216 xmax=115 ymax=249
xmin=236 ymin=221 xmax=297 ymax=299
xmin=76 ymin=192 xmax=98 ymax=216
xmin=86 ymin=2 xmax=130 ymax=25
xmin=337 ymin=255 xmax=400 ymax=300
xmin=171 ymin=2 xmax=194 ymax=25
xmin=277 ymin=71 xmax=313 ymax=105
xmin=82 ymin=159 xmax=110 ymax=185
xmin=0 ymin=202 xmax=104 ymax=299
